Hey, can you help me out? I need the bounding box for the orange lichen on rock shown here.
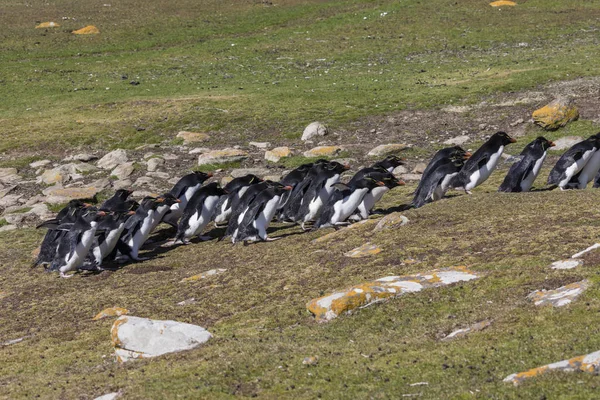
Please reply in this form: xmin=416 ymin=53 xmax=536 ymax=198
xmin=307 ymin=266 xmax=480 ymax=322
xmin=303 ymin=146 xmax=344 ymax=158
xmin=504 ymin=351 xmax=600 ymax=385
xmin=344 ymin=243 xmax=382 ymax=258
xmin=36 ymin=22 xmax=60 ymax=29
xmin=490 ymin=1 xmax=516 ymax=6
xmin=110 ymin=317 xmax=129 ymax=348
xmin=532 ymin=97 xmax=579 ymax=130
xmin=73 ymin=25 xmax=100 ymax=35
xmin=181 ymin=268 xmax=227 ymax=282
xmin=93 ymin=307 xmax=129 ymax=321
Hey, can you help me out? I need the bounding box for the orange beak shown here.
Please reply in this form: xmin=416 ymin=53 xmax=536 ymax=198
xmin=376 ymin=181 xmax=385 ymax=186
xmin=509 ymin=137 xmax=517 ymax=143
xmin=397 ymin=180 xmax=406 ymax=186
xmin=463 ymin=152 xmax=472 ymax=159
xmin=343 ymin=164 xmax=351 ymax=170
xmin=549 ymin=141 xmax=556 ymax=147
xmin=206 ymin=172 xmax=214 ymax=178
xmin=284 ymin=185 xmax=293 ymax=191
xmin=128 ymin=210 xmax=136 ymax=215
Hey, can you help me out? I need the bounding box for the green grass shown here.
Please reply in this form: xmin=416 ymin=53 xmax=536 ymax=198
xmin=194 ymin=161 xmax=243 ymax=173
xmin=2 ymin=0 xmax=600 ymax=154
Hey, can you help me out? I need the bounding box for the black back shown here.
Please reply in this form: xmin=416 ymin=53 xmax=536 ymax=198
xmin=176 ymin=183 xmax=226 ymax=241
xmin=547 ymin=133 xmax=600 ymax=185
xmin=169 ymin=171 xmax=212 ymax=198
xmin=499 ymin=137 xmax=553 ymax=192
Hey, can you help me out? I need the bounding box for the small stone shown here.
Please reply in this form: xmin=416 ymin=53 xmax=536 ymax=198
xmin=265 ymin=147 xmax=291 ymax=162
xmin=249 ymin=141 xmax=271 ymax=149
xmin=0 ymin=168 xmax=19 ymax=184
xmin=367 ymin=144 xmax=408 ymax=157
xmin=147 ymin=157 xmax=165 ymax=172
xmin=146 ymin=172 xmax=170 ymax=179
xmin=0 ymin=225 xmax=18 ymax=233
xmin=177 ymin=298 xmax=196 ymax=306
xmin=111 ymin=316 xmax=212 ymax=362
xmin=304 ymin=146 xmax=344 ymax=158
xmin=97 ymin=149 xmax=128 ymax=170
xmin=113 ymin=179 xmax=133 ymax=190
xmin=344 ymin=243 xmax=382 ymax=258
xmin=29 ymin=160 xmax=51 ymax=169
xmin=36 ymin=21 xmax=60 ymax=28
xmin=528 ymin=280 xmax=589 ymax=307
xmin=133 ymin=177 xmax=154 ymax=187
xmin=400 ymin=173 xmax=422 ymax=181
xmin=177 ymin=131 xmax=210 ymax=145
xmin=301 ymin=122 xmax=328 ymax=141
xmin=392 ymin=165 xmax=407 ymax=175
xmin=188 ymin=147 xmax=211 ymax=155
xmin=230 ymin=168 xmax=270 ymax=178
xmin=509 ymin=118 xmax=525 ymax=127
xmin=490 ymin=0 xmax=516 ymax=6
xmin=73 ymin=25 xmax=100 ymax=34
xmin=550 ymin=259 xmax=583 ymax=270
xmin=143 ymin=152 xmax=155 ymax=159
xmin=93 ymin=392 xmax=121 ymax=400
xmin=181 ymin=268 xmax=227 ymax=282
xmin=373 ymin=213 xmax=409 ymax=232
xmin=64 ymin=153 xmax=97 ymax=162
xmin=162 ymin=153 xmax=179 ymax=160
xmin=220 ymin=176 xmax=234 ymax=186
xmin=532 ymin=97 xmax=579 ymax=130
xmin=303 ymin=356 xmax=319 ymax=366
xmin=552 ymin=136 xmax=583 ymax=151
xmin=443 ymin=135 xmax=470 ymax=146
xmin=198 ymin=148 xmax=248 ymax=165
xmin=93 ymin=307 xmax=129 ymax=321
xmin=111 ymin=162 xmax=135 ymax=180
xmin=263 ymin=174 xmax=283 ymax=182
xmin=442 ymin=320 xmax=492 ymax=341
xmin=412 ymin=163 xmax=427 ymax=174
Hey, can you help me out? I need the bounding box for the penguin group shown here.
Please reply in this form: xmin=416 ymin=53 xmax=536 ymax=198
xmin=33 ymin=157 xmax=404 ymax=277
xmin=33 ymin=130 xmax=600 ymax=277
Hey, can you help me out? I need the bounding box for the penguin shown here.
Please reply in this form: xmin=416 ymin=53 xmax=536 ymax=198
xmin=547 ymin=133 xmax=600 ymax=190
xmin=49 ymin=209 xmax=107 ymax=278
xmin=175 ymin=183 xmax=227 ymax=244
xmin=278 ymin=159 xmax=331 ymax=221
xmin=116 ymin=195 xmax=179 ymax=262
xmin=85 ymin=208 xmax=136 ymax=269
xmin=498 ymin=137 xmax=555 ymax=192
xmin=99 ymin=189 xmax=133 ymax=212
xmin=161 ymin=171 xmax=212 ymax=227
xmin=412 ymin=151 xmax=469 ymax=208
xmin=414 ymin=146 xmax=469 ymax=198
xmin=565 ymin=133 xmax=600 ymax=189
xmin=277 ymin=163 xmax=314 ymax=219
xmin=223 ymin=180 xmax=279 ymax=240
xmin=371 ymin=155 xmax=405 ymax=173
xmin=33 ymin=200 xmax=91 ymax=268
xmin=350 ymin=170 xmax=405 ymax=220
xmin=212 ymin=174 xmax=263 ymax=226
xmin=232 ymin=183 xmax=292 ymax=244
xmin=449 ymin=132 xmax=516 ymax=193
xmin=314 ymin=177 xmax=395 ymax=229
xmin=286 ymin=161 xmax=350 ymax=229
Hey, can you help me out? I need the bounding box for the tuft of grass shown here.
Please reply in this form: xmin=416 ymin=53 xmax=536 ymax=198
xmin=193 ymin=161 xmax=242 ymax=173
xmin=0 ymin=218 xmax=8 ymax=228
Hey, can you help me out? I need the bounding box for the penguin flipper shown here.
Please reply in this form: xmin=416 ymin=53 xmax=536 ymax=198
xmin=68 ymin=230 xmax=83 ymax=260
xmin=477 ymin=154 xmax=490 ymax=170
xmin=36 ymin=219 xmax=60 ymax=229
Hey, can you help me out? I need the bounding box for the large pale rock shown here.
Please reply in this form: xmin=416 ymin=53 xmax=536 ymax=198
xmin=29 ymin=160 xmax=51 ymax=168
xmin=146 ymin=157 xmax=164 ymax=172
xmin=64 ymin=153 xmax=98 ymax=162
xmin=177 ymin=131 xmax=210 ymax=145
xmin=532 ymin=97 xmax=579 ymax=130
xmin=549 ymin=259 xmax=583 ymax=270
xmin=528 ymin=280 xmax=589 ymax=307
xmin=38 ymin=163 xmax=95 ymax=184
xmin=504 ymin=350 xmax=600 ymax=386
xmin=97 ymin=149 xmax=128 ymax=170
xmin=111 ymin=316 xmax=212 ymax=362
xmin=93 ymin=392 xmax=121 ymax=400
xmin=303 ymin=146 xmax=344 ymax=158
xmin=443 ymin=135 xmax=470 ymax=146
xmin=0 ymin=194 xmax=22 ymax=208
xmin=44 ymin=186 xmax=100 ymax=204
xmin=230 ymin=168 xmax=270 ymax=178
xmin=552 ymin=136 xmax=583 ymax=151
xmin=301 ymin=122 xmax=328 ymax=141
xmin=373 ymin=213 xmax=409 ymax=232
xmin=197 ymin=148 xmax=248 ymax=165
xmin=367 ymin=144 xmax=408 ymax=157
xmin=0 ymin=168 xmax=19 ymax=184
xmin=307 ymin=266 xmax=481 ymax=322
xmin=265 ymin=147 xmax=291 ymax=162
xmin=344 ymin=243 xmax=382 ymax=258
xmin=111 ymin=162 xmax=135 ymax=180
xmin=572 ymin=243 xmax=600 ymax=258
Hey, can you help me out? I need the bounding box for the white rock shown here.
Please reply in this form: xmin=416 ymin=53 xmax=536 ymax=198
xmin=188 ymin=147 xmax=211 ymax=155
xmin=146 ymin=172 xmax=170 ymax=179
xmin=230 ymin=168 xmax=270 ymax=178
xmin=29 ymin=160 xmax=51 ymax=169
xmin=249 ymin=141 xmax=271 ymax=149
xmin=392 ymin=165 xmax=408 ymax=175
xmin=97 ymin=149 xmax=128 ymax=170
xmin=111 ymin=162 xmax=135 ymax=180
xmin=301 ymin=121 xmax=328 ymax=141
xmin=147 ymin=157 xmax=165 ymax=172
xmin=93 ymin=392 xmax=121 ymax=400
xmin=111 ymin=316 xmax=212 ymax=362
xmin=0 ymin=225 xmax=18 ymax=233
xmin=0 ymin=194 xmax=22 ymax=208
xmin=113 ymin=179 xmax=133 ymax=190
xmin=553 ymin=136 xmax=583 ymax=151
xmin=443 ymin=135 xmax=470 ymax=146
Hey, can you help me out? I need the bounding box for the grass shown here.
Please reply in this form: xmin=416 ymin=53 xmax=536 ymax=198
xmin=1 ymin=0 xmax=600 ymax=155
xmin=3 ymin=171 xmax=600 ymax=398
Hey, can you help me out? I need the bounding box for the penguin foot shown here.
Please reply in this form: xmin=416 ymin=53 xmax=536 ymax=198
xmin=465 ymin=190 xmax=473 ymax=195
xmin=264 ymin=237 xmax=281 ymax=242
xmin=60 ymin=271 xmax=74 ymax=279
xmin=214 ymin=222 xmax=227 ymax=228
xmin=198 ymin=235 xmax=213 ymax=242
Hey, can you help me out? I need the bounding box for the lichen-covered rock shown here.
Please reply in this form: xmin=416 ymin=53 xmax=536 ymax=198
xmin=230 ymin=168 xmax=270 ymax=178
xmin=73 ymin=25 xmax=100 ymax=34
xmin=97 ymin=149 xmax=128 ymax=170
xmin=146 ymin=157 xmax=164 ymax=172
xmin=490 ymin=0 xmax=516 ymax=6
xmin=111 ymin=316 xmax=212 ymax=362
xmin=367 ymin=144 xmax=408 ymax=157
xmin=36 ymin=22 xmax=60 ymax=28
xmin=198 ymin=148 xmax=248 ymax=165
xmin=0 ymin=168 xmax=20 ymax=184
xmin=528 ymin=280 xmax=589 ymax=307
xmin=443 ymin=135 xmax=470 ymax=146
xmin=504 ymin=350 xmax=600 ymax=386
xmin=312 ymin=220 xmax=377 ymax=244
xmin=373 ymin=213 xmax=409 ymax=232
xmin=532 ymin=97 xmax=579 ymax=130
xmin=307 ymin=266 xmax=481 ymax=322
xmin=111 ymin=162 xmax=135 ymax=180
xmin=93 ymin=307 xmax=129 ymax=321
xmin=44 ymin=186 xmax=100 ymax=204
xmin=265 ymin=147 xmax=292 ymax=162
xmin=301 ymin=122 xmax=328 ymax=141
xmin=303 ymin=146 xmax=344 ymax=158
xmin=442 ymin=320 xmax=491 ymax=341
xmin=549 ymin=259 xmax=583 ymax=270
xmin=181 ymin=268 xmax=227 ymax=282
xmin=177 ymin=131 xmax=210 ymax=145
xmin=344 ymin=243 xmax=382 ymax=258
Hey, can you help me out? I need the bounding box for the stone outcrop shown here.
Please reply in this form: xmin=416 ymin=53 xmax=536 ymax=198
xmin=532 ymin=97 xmax=579 ymax=130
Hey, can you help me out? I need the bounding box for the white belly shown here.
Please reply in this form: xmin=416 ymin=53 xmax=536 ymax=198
xmin=305 ymin=174 xmax=340 ymax=222
xmin=433 ymin=172 xmax=458 ymax=201
xmin=253 ymin=196 xmax=281 ymax=239
xmin=183 ymin=195 xmax=220 ymax=239
xmin=520 ymin=152 xmax=547 ymax=192
xmin=331 ymin=188 xmax=369 ymax=224
xmin=465 ymin=146 xmax=504 ymax=190
xmin=170 ymin=184 xmax=202 ymax=219
xmin=577 ymin=150 xmax=600 ymax=188
xmin=61 ymin=227 xmax=97 ymax=273
xmin=559 ymin=149 xmax=596 ymax=188
xmin=97 ymin=223 xmax=126 ymax=262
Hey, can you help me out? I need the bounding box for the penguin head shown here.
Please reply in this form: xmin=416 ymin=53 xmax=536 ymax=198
xmin=361 ymin=171 xmax=405 ymax=189
xmin=326 ymin=161 xmax=351 ymax=174
xmin=193 ymin=171 xmax=213 ymax=183
xmin=156 ymin=193 xmax=181 ymax=206
xmin=268 ymin=182 xmax=293 ymax=194
xmin=450 ymin=146 xmax=471 ymax=160
xmin=115 ymin=189 xmax=134 ymax=199
xmin=242 ymin=174 xmax=264 ymax=185
xmin=374 ymin=155 xmax=405 ymax=170
xmin=492 ymin=131 xmax=517 ymax=145
xmin=204 ymin=182 xmax=229 ymax=196
xmin=535 ymin=136 xmax=555 ymax=151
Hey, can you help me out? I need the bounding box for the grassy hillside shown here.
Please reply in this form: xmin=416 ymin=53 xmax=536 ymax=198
xmin=3 ymin=0 xmax=600 ymax=399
